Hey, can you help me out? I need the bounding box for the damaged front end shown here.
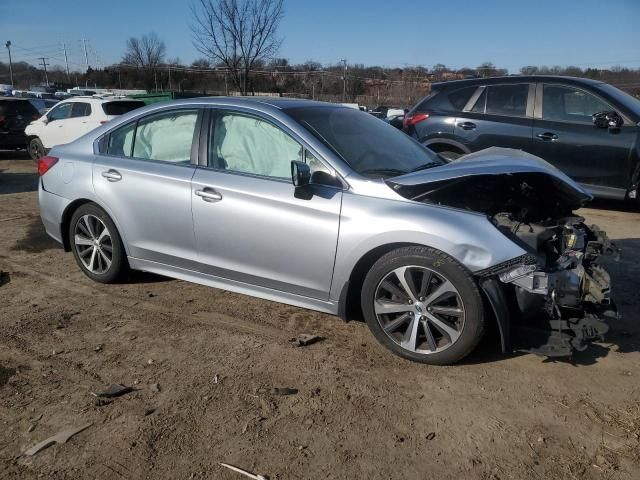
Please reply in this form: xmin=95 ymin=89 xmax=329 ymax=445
xmin=388 ymin=147 xmax=621 ymax=357
xmin=481 ymin=218 xmax=619 ymax=357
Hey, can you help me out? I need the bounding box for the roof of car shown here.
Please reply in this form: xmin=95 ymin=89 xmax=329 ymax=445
xmin=167 ymin=96 xmax=347 ymax=110
xmin=432 ymin=75 xmax=605 ymax=89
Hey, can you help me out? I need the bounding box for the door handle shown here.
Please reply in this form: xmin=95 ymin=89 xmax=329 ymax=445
xmin=101 ymin=169 xmax=122 ymax=182
xmin=195 ymin=188 xmax=223 ymax=202
xmin=536 ymin=132 xmax=558 ymax=141
xmin=457 ymin=121 xmax=476 ymax=130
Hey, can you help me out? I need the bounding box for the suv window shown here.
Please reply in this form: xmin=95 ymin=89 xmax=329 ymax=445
xmin=485 ymin=84 xmax=529 ymax=117
xmin=448 ymin=86 xmax=478 ymax=111
xmin=70 ymin=102 xmax=92 ymax=118
xmin=47 ymin=103 xmax=73 ymax=122
xmin=210 ymin=112 xmax=302 ymax=179
xmin=471 ymin=88 xmax=487 ymax=113
xmin=132 ymin=110 xmax=198 ymax=163
xmin=102 ymin=101 xmax=145 ymax=116
xmin=543 ymin=84 xmax=612 ymax=123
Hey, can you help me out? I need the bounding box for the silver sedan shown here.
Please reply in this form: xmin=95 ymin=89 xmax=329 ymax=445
xmin=37 ymin=97 xmax=617 ymax=364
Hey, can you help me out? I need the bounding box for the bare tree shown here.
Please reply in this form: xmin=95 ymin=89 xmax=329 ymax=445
xmin=123 ymin=33 xmax=166 ymax=69
xmin=122 ymin=33 xmax=166 ymax=92
xmin=191 ymin=0 xmax=285 ymax=95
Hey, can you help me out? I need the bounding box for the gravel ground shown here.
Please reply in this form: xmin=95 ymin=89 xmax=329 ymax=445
xmin=1 ymin=151 xmax=639 ymax=480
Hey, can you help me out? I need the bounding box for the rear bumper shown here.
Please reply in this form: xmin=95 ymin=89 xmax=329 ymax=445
xmin=38 ymin=180 xmax=70 ymax=245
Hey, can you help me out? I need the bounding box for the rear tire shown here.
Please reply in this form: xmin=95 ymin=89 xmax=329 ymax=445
xmin=28 ymin=137 xmax=45 ymax=161
xmin=361 ymin=246 xmax=485 ymax=365
xmin=69 ymin=203 xmax=127 ymax=283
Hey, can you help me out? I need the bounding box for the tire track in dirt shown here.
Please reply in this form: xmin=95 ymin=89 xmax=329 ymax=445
xmin=1 ymin=257 xmax=295 ymax=344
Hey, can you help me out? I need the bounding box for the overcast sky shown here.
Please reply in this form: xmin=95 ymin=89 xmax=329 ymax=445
xmin=2 ymin=0 xmax=639 ymax=72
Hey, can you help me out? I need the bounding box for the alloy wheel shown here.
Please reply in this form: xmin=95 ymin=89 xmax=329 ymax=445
xmin=374 ymin=265 xmax=465 ymax=354
xmin=73 ymin=214 xmax=113 ymax=274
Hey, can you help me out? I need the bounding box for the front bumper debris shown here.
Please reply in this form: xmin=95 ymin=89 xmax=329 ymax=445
xmin=485 ymin=222 xmax=620 ymax=358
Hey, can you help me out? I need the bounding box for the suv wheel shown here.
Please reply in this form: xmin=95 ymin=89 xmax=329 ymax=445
xmin=69 ymin=203 xmax=127 ymax=283
xmin=28 ymin=137 xmax=45 ymax=161
xmin=361 ymin=246 xmax=485 ymax=365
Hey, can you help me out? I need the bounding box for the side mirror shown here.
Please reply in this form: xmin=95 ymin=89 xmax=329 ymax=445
xmin=593 ymin=111 xmax=623 ymax=130
xmin=291 ymin=160 xmax=310 ymax=188
xmin=41 ymin=117 xmax=49 ymax=125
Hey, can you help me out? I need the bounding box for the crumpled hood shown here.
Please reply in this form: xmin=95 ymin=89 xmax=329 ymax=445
xmin=387 ymin=147 xmax=593 ymax=221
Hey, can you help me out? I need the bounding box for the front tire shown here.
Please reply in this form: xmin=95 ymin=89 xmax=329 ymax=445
xmin=69 ymin=203 xmax=127 ymax=283
xmin=28 ymin=137 xmax=45 ymax=161
xmin=361 ymin=246 xmax=485 ymax=365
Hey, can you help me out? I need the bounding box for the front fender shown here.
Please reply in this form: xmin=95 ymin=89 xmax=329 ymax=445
xmin=329 ymin=192 xmax=527 ymax=301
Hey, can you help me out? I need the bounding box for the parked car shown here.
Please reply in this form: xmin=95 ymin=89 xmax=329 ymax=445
xmin=0 ymin=98 xmax=40 ymax=150
xmin=37 ymin=98 xmax=617 ymax=365
xmin=404 ymin=76 xmax=640 ymax=202
xmin=28 ymin=98 xmax=60 ymax=116
xmin=25 ymin=97 xmax=145 ymax=159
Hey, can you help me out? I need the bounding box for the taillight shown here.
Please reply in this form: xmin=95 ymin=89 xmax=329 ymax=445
xmin=38 ymin=156 xmax=59 ymax=176
xmin=32 ymin=114 xmax=41 ymax=120
xmin=403 ymin=112 xmax=429 ymax=130
xmin=0 ymin=115 xmax=5 ymax=126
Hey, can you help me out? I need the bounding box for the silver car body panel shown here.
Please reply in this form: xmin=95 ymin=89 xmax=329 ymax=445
xmin=39 ymin=97 xmax=559 ymax=316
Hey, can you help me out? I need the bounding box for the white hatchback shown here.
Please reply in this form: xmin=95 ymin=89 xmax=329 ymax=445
xmin=26 ymin=97 xmax=145 ymax=159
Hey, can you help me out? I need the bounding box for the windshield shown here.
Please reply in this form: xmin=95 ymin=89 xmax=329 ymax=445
xmin=284 ymin=106 xmax=444 ymax=178
xmin=595 ymin=83 xmax=640 ymax=120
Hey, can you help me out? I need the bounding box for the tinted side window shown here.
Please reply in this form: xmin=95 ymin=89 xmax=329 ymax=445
xmin=210 ymin=112 xmax=302 ymax=178
xmin=415 ymin=90 xmax=439 ymax=111
xmin=448 ymin=86 xmax=478 ymax=111
xmin=103 ymin=101 xmax=145 ymax=116
xmin=543 ymin=84 xmax=612 ymax=123
xmin=47 ymin=103 xmax=73 ymax=121
xmin=471 ymin=88 xmax=487 ymax=113
xmin=485 ymin=84 xmax=529 ymax=117
xmin=70 ymin=102 xmax=92 ymax=118
xmin=132 ymin=110 xmax=198 ymax=163
xmin=107 ymin=122 xmax=136 ymax=157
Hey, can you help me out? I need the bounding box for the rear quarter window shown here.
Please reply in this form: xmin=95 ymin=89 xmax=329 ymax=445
xmin=102 ymin=101 xmax=145 ymax=116
xmin=447 ymin=86 xmax=478 ymax=111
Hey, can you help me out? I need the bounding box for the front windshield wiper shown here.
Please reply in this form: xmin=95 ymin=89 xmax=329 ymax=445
xmin=359 ymin=168 xmax=408 ymax=178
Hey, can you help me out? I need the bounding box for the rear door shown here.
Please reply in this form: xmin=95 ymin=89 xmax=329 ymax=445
xmin=93 ymin=108 xmax=201 ymax=267
xmin=530 ymin=83 xmax=636 ymax=195
xmin=454 ymin=83 xmax=535 ymax=152
xmin=191 ymin=108 xmax=342 ymax=300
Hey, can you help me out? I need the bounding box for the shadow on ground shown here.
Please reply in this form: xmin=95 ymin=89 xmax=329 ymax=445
xmin=0 ymin=171 xmax=38 ymax=194
xmin=11 ymin=217 xmax=59 ymax=253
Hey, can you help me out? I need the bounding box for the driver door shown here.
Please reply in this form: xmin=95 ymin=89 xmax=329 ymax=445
xmin=530 ymin=83 xmax=636 ymax=193
xmin=191 ymin=109 xmax=343 ymax=300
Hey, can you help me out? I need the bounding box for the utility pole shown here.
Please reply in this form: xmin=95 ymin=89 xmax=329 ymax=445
xmin=341 ymin=59 xmax=347 ymax=102
xmin=62 ymin=42 xmax=70 ymax=79
xmin=5 ymin=41 xmax=13 ymax=87
xmin=39 ymin=57 xmax=50 ymax=86
xmin=81 ymin=38 xmax=90 ymax=87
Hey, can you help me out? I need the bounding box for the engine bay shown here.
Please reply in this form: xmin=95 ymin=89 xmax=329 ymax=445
xmin=491 ymin=214 xmax=619 ymax=356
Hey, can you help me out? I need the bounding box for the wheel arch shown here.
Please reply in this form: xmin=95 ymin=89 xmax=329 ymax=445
xmin=338 ymin=242 xmax=420 ymax=322
xmin=60 ymin=198 xmax=130 ymax=256
xmin=337 ymin=242 xmax=508 ymax=353
xmin=422 ymin=138 xmax=470 ymax=155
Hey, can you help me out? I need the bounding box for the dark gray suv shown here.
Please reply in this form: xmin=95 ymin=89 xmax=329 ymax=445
xmin=404 ymin=76 xmax=640 ymax=202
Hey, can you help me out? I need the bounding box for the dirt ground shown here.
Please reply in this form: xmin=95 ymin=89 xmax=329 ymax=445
xmin=1 ymin=151 xmax=639 ymax=480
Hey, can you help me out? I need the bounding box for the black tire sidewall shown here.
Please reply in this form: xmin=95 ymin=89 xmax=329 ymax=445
xmin=69 ymin=203 xmax=125 ymax=283
xmin=361 ymin=246 xmax=485 ymax=365
xmin=29 ymin=138 xmax=44 ymax=161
